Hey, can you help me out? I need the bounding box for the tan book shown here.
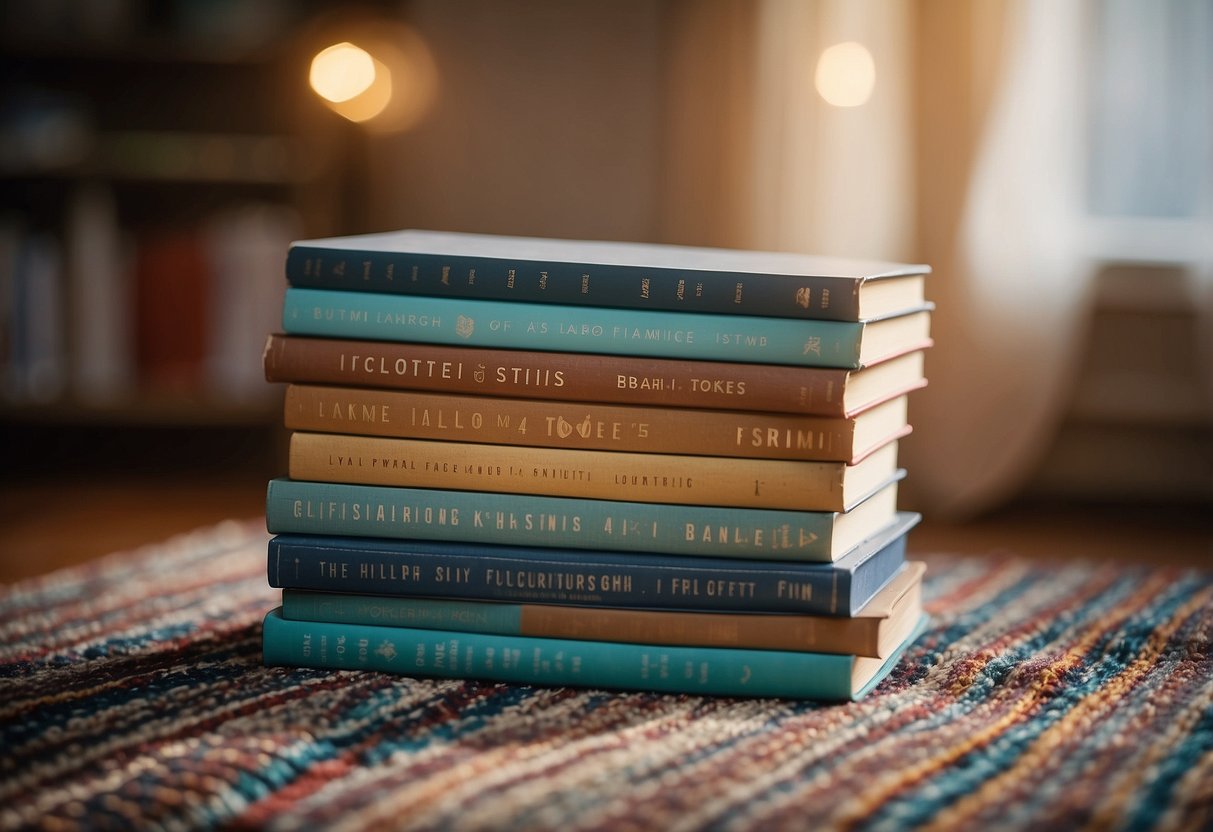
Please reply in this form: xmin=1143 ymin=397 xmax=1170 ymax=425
xmin=281 ymin=561 xmax=926 ymax=658
xmin=284 ymin=385 xmax=911 ymax=462
xmin=263 ymin=334 xmax=928 ymax=417
xmin=288 ymin=432 xmax=901 ymax=511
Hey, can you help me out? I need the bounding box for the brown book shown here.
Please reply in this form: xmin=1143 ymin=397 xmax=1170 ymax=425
xmin=288 ymin=432 xmax=901 ymax=511
xmin=281 ymin=561 xmax=926 ymax=658
xmin=284 ymin=385 xmax=910 ymax=462
xmin=263 ymin=334 xmax=927 ymax=417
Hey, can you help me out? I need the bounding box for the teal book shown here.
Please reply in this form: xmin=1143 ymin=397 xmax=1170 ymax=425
xmin=284 ymin=228 xmax=930 ymax=322
xmin=265 ymin=476 xmax=903 ymax=562
xmin=282 ymin=288 xmax=932 ymax=369
xmin=261 ymin=607 xmax=928 ymax=700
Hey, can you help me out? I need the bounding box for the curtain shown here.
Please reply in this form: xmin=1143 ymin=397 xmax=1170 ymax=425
xmin=902 ymin=0 xmax=1095 ymax=517
xmin=720 ymin=0 xmax=1100 ymax=518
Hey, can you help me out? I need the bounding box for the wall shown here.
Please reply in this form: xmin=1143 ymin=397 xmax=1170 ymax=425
xmin=362 ymin=0 xmax=665 ymax=243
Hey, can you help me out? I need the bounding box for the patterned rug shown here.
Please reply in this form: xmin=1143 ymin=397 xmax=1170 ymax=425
xmin=2 ymin=521 xmax=1212 ymax=831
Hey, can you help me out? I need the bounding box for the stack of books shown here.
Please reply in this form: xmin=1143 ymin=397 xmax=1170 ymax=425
xmin=260 ymin=230 xmax=932 ymax=700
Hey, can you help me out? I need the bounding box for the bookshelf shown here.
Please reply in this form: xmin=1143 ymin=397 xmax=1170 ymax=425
xmin=0 ymin=4 xmax=346 ymax=479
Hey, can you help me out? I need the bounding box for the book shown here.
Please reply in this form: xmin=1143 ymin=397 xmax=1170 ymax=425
xmin=280 ymin=562 xmax=926 ymax=658
xmin=66 ymin=186 xmax=133 ymax=402
xmin=287 ymin=432 xmax=901 ymax=512
xmin=135 ymin=229 xmax=210 ymax=392
xmin=285 ymin=229 xmax=930 ymax=322
xmin=283 ymin=385 xmax=911 ymax=462
xmin=266 ymin=512 xmax=918 ymax=616
xmin=204 ymin=204 xmax=298 ymax=402
xmin=282 ymin=288 xmax=932 ymax=370
xmin=7 ymin=232 xmax=67 ymax=402
xmin=264 ymin=476 xmax=903 ymax=561
xmin=263 ymin=334 xmax=929 ymax=417
xmin=261 ymin=607 xmax=929 ymax=700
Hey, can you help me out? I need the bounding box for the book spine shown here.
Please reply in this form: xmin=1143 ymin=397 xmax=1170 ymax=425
xmin=288 ymin=431 xmax=859 ymax=511
xmin=135 ymin=230 xmax=210 ymax=391
xmin=261 ymin=608 xmax=858 ymax=699
xmin=264 ymin=532 xmax=907 ymax=615
xmin=280 ymin=590 xmax=883 ymax=656
xmin=282 ymin=288 xmax=864 ymax=369
xmin=263 ymin=334 xmax=863 ymax=416
xmin=286 ymin=245 xmax=863 ymax=321
xmin=265 ymin=478 xmax=849 ymax=561
xmin=284 ymin=384 xmax=867 ymax=462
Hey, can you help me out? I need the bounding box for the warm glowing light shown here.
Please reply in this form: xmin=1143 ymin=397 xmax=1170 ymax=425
xmin=814 ymin=41 xmax=876 ymax=108
xmin=310 ymin=42 xmax=377 ymax=103
xmin=304 ymin=21 xmax=438 ymax=131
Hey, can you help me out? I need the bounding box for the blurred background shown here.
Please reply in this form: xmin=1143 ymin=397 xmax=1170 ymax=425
xmin=1 ymin=0 xmax=1210 ymax=579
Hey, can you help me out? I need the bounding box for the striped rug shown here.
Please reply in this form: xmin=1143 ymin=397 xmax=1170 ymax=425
xmin=2 ymin=520 xmax=1211 ymax=831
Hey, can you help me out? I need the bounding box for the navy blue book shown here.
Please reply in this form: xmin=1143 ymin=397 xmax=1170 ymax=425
xmin=285 ymin=229 xmax=930 ymax=322
xmin=266 ymin=512 xmax=918 ymax=616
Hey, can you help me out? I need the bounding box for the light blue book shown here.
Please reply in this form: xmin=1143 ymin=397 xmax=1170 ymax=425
xmin=265 ymin=476 xmax=903 ymax=562
xmin=261 ymin=607 xmax=928 ymax=700
xmin=282 ymin=288 xmax=932 ymax=369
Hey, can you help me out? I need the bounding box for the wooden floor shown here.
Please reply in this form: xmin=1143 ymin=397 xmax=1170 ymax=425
xmin=908 ymin=498 xmax=1211 ymax=569
xmin=1 ymin=478 xmax=1208 ymax=584
xmin=0 ymin=478 xmax=268 ymax=583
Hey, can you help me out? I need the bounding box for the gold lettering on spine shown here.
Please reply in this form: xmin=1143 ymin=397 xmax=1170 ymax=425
xmin=734 ymin=427 xmax=829 ymax=450
xmin=480 ymin=568 xmax=634 ymax=595
xmin=316 ymin=399 xmax=392 ymax=424
xmin=337 ymin=355 xmax=465 ymax=381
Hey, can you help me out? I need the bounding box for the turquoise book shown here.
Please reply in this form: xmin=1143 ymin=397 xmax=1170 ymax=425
xmin=282 ymin=287 xmax=932 ymax=369
xmin=261 ymin=607 xmax=928 ymax=700
xmin=265 ymin=476 xmax=903 ymax=562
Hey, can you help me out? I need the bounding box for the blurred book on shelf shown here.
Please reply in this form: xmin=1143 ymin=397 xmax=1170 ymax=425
xmin=2 ymin=203 xmax=300 ymax=418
